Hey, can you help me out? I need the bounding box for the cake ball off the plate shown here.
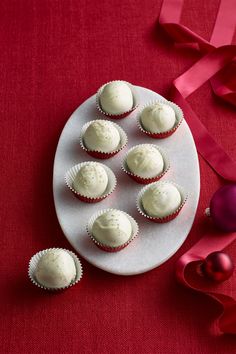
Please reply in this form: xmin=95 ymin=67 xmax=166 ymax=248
xmin=83 ymin=120 xmax=120 ymax=153
xmin=126 ymin=144 xmax=164 ymax=179
xmin=88 ymin=209 xmax=139 ymax=252
xmin=99 ymin=81 xmax=133 ymax=115
xmin=73 ymin=163 xmax=108 ymax=198
xmin=34 ymin=249 xmax=77 ymax=289
xmin=141 ymin=102 xmax=176 ymax=133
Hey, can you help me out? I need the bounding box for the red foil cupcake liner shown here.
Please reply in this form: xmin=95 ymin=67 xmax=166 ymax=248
xmin=137 ymin=99 xmax=184 ymax=139
xmin=136 ymin=181 xmax=188 ymax=223
xmin=80 ymin=119 xmax=128 ymax=159
xmin=96 ymin=80 xmax=139 ymax=119
xmin=122 ymin=144 xmax=170 ymax=184
xmin=28 ymin=248 xmax=83 ymax=291
xmin=65 ymin=162 xmax=117 ymax=203
xmin=87 ymin=208 xmax=139 ymax=252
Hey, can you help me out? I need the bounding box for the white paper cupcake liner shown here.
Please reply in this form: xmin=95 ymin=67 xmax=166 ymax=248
xmin=136 ymin=181 xmax=188 ymax=223
xmin=96 ymin=80 xmax=139 ymax=119
xmin=28 ymin=248 xmax=83 ymax=291
xmin=86 ymin=208 xmax=139 ymax=252
xmin=80 ymin=119 xmax=128 ymax=159
xmin=121 ymin=144 xmax=170 ymax=184
xmin=137 ymin=99 xmax=184 ymax=139
xmin=65 ymin=161 xmax=117 ymax=203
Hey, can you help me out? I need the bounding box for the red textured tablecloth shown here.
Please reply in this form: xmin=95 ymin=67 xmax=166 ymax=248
xmin=1 ymin=1 xmax=236 ymax=353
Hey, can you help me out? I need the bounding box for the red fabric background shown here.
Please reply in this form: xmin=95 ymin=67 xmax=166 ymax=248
xmin=1 ymin=0 xmax=236 ymax=353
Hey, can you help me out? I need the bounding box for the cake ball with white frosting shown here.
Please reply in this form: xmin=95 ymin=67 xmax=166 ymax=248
xmin=73 ymin=163 xmax=108 ymax=198
xmin=34 ymin=249 xmax=77 ymax=289
xmin=126 ymin=144 xmax=164 ymax=179
xmin=88 ymin=209 xmax=139 ymax=251
xmin=141 ymin=103 xmax=176 ymax=133
xmin=83 ymin=120 xmax=120 ymax=153
xmin=65 ymin=162 xmax=117 ymax=203
xmin=99 ymin=81 xmax=133 ymax=115
xmin=141 ymin=181 xmax=182 ymax=218
xmin=92 ymin=210 xmax=132 ymax=247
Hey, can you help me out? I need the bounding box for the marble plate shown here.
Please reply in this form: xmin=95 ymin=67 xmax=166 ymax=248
xmin=53 ymin=86 xmax=200 ymax=275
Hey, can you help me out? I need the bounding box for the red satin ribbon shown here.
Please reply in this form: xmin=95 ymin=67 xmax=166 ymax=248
xmin=159 ymin=0 xmax=236 ymax=334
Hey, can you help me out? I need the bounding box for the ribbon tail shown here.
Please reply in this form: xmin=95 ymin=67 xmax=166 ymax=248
xmin=171 ymin=88 xmax=236 ymax=182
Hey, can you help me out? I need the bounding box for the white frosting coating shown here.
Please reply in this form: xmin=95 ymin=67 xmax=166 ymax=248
xmin=35 ymin=249 xmax=76 ymax=289
xmin=73 ymin=163 xmax=108 ymax=198
xmin=83 ymin=120 xmax=120 ymax=153
xmin=100 ymin=81 xmax=133 ymax=115
xmin=141 ymin=103 xmax=176 ymax=133
xmin=92 ymin=210 xmax=132 ymax=247
xmin=126 ymin=145 xmax=164 ymax=178
xmin=142 ymin=182 xmax=181 ymax=217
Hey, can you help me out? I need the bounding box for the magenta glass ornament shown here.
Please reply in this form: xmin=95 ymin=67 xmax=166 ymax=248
xmin=202 ymin=251 xmax=234 ymax=282
xmin=209 ymin=184 xmax=236 ymax=232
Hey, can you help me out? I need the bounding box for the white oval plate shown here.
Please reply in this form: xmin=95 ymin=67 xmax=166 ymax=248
xmin=53 ymin=86 xmax=200 ymax=275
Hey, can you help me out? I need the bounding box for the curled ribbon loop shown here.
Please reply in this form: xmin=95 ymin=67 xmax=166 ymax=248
xmin=159 ymin=0 xmax=236 ymax=334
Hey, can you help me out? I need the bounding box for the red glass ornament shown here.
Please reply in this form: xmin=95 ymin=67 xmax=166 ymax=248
xmin=202 ymin=251 xmax=234 ymax=282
